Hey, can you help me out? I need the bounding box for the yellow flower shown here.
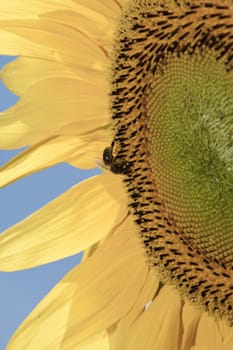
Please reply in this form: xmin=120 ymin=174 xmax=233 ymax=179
xmin=0 ymin=0 xmax=233 ymax=349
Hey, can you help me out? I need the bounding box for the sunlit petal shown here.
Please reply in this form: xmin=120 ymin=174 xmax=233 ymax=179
xmin=0 ymin=173 xmax=127 ymax=270
xmin=41 ymin=8 xmax=114 ymax=50
xmin=181 ymin=303 xmax=201 ymax=350
xmin=0 ymin=0 xmax=76 ymax=19
xmin=7 ymin=217 xmax=148 ymax=349
xmin=125 ymin=285 xmax=182 ymax=350
xmin=1 ymin=57 xmax=82 ymax=96
xmin=72 ymin=0 xmax=122 ymax=20
xmin=0 ymin=18 xmax=108 ymax=68
xmin=0 ymin=76 xmax=108 ymax=150
xmin=108 ymin=269 xmax=158 ymax=350
xmin=195 ymin=313 xmax=228 ymax=350
xmin=0 ymin=28 xmax=53 ymax=58
xmin=77 ymin=331 xmax=109 ymax=350
xmin=0 ymin=131 xmax=110 ymax=187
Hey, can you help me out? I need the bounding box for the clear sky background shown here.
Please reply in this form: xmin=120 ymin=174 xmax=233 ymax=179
xmin=0 ymin=56 xmax=100 ymax=349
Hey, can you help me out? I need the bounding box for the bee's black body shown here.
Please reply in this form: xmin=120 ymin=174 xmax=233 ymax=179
xmin=102 ymin=147 xmax=130 ymax=175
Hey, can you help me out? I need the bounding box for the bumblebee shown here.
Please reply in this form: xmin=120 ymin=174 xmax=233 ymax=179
xmin=102 ymin=147 xmax=130 ymax=175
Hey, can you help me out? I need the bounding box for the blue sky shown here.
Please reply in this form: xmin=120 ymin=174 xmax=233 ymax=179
xmin=0 ymin=56 xmax=100 ymax=349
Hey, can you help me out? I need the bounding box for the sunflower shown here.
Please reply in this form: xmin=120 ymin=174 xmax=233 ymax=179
xmin=1 ymin=0 xmax=233 ymax=349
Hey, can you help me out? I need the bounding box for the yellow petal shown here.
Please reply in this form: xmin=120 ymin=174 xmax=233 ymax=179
xmin=0 ymin=1 xmax=116 ymax=62
xmin=78 ymin=331 xmax=109 ymax=350
xmin=125 ymin=285 xmax=182 ymax=350
xmin=1 ymin=57 xmax=79 ymax=96
xmin=0 ymin=27 xmax=55 ymax=59
xmin=8 ymin=278 xmax=75 ymax=350
xmin=0 ymin=18 xmax=108 ymax=69
xmin=218 ymin=320 xmax=233 ymax=348
xmin=7 ymin=217 xmax=148 ymax=349
xmin=109 ymin=269 xmax=159 ymax=350
xmin=0 ymin=76 xmax=108 ymax=149
xmin=195 ymin=313 xmax=229 ymax=350
xmin=0 ymin=120 xmax=30 ymax=149
xmin=118 ymin=0 xmax=128 ymax=7
xmin=1 ymin=44 xmax=108 ymax=97
xmin=0 ymin=0 xmax=76 ymax=19
xmin=181 ymin=303 xmax=201 ymax=350
xmin=0 ymin=132 xmax=110 ymax=187
xmin=0 ymin=173 xmax=127 ymax=270
xmin=67 ymin=131 xmax=111 ymax=169
xmin=41 ymin=8 xmax=114 ymax=50
xmin=221 ymin=333 xmax=233 ymax=350
xmin=73 ymin=0 xmax=122 ymax=21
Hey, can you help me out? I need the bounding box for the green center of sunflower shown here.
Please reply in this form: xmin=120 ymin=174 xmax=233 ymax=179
xmin=108 ymin=0 xmax=233 ymax=325
xmin=147 ymin=51 xmax=233 ymax=264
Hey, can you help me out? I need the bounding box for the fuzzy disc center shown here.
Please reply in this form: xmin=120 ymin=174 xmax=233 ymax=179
xmin=146 ymin=51 xmax=233 ymax=264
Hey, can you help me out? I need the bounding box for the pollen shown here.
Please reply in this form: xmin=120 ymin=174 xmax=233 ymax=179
xmin=110 ymin=0 xmax=233 ymax=325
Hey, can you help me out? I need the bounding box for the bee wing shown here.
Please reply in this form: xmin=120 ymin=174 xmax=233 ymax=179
xmin=94 ymin=158 xmax=111 ymax=171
